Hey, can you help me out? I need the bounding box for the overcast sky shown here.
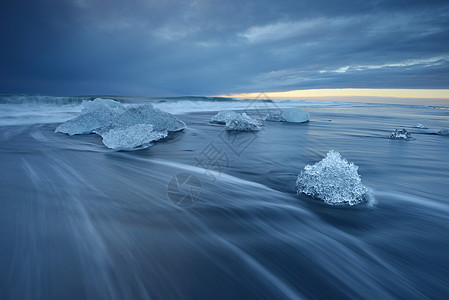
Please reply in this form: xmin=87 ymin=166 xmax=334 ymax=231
xmin=1 ymin=0 xmax=448 ymax=96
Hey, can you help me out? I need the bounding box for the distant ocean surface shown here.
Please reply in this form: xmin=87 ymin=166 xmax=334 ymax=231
xmin=1 ymin=95 xmax=449 ymax=299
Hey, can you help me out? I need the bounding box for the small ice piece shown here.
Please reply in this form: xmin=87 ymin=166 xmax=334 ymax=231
xmin=296 ymin=150 xmax=367 ymax=206
xmin=281 ymin=109 xmax=310 ymax=123
xmin=264 ymin=112 xmax=287 ymax=122
xmin=225 ymin=113 xmax=262 ymax=131
xmin=210 ymin=110 xmax=240 ymax=124
xmin=414 ymin=123 xmax=428 ymax=129
xmin=437 ymin=128 xmax=449 ymax=136
xmin=98 ymin=124 xmax=168 ymax=151
xmin=265 ymin=109 xmax=310 ymax=123
xmin=55 ymin=99 xmax=126 ymax=135
xmin=389 ymin=128 xmax=412 ymax=140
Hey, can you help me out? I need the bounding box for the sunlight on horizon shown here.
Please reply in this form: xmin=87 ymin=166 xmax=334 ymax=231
xmin=221 ymin=88 xmax=449 ymax=100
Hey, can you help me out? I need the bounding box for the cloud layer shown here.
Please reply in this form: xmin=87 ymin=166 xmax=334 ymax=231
xmin=1 ymin=0 xmax=448 ymax=95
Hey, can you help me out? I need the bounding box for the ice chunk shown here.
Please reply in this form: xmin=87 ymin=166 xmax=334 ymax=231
xmin=225 ymin=113 xmax=262 ymax=131
xmin=94 ymin=104 xmax=185 ymax=150
xmin=55 ymin=98 xmax=126 ymax=135
xmin=97 ymin=124 xmax=168 ymax=151
xmin=264 ymin=112 xmax=287 ymax=122
xmin=81 ymin=98 xmax=126 ymax=113
xmin=264 ymin=109 xmax=310 ymax=123
xmin=296 ymin=150 xmax=367 ymax=206
xmin=56 ymin=101 xmax=186 ymax=150
xmin=97 ymin=104 xmax=186 ymax=134
xmin=389 ymin=129 xmax=412 ymax=140
xmin=414 ymin=123 xmax=428 ymax=129
xmin=210 ymin=110 xmax=240 ymax=124
xmin=437 ymin=128 xmax=449 ymax=136
xmin=281 ymin=109 xmax=309 ymax=123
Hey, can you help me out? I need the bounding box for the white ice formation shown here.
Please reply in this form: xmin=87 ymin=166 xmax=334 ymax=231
xmin=99 ymin=124 xmax=168 ymax=151
xmin=265 ymin=109 xmax=309 ymax=123
xmin=210 ymin=110 xmax=240 ymax=124
xmin=389 ymin=129 xmax=412 ymax=140
xmin=55 ymin=99 xmax=186 ymax=150
xmin=55 ymin=98 xmax=126 ymax=135
xmin=225 ymin=113 xmax=262 ymax=131
xmin=296 ymin=150 xmax=367 ymax=206
xmin=414 ymin=123 xmax=428 ymax=129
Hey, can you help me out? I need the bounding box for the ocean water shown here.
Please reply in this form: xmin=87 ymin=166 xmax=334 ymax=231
xmin=1 ymin=95 xmax=449 ymax=299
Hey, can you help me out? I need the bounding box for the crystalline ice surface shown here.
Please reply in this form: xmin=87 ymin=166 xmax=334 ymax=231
xmin=56 ymin=101 xmax=186 ymax=150
xmin=97 ymin=104 xmax=186 ymax=134
xmin=281 ymin=109 xmax=310 ymax=123
xmin=225 ymin=113 xmax=262 ymax=131
xmin=94 ymin=104 xmax=185 ymax=150
xmin=210 ymin=110 xmax=240 ymax=124
xmin=414 ymin=123 xmax=428 ymax=129
xmin=264 ymin=112 xmax=287 ymax=122
xmin=296 ymin=150 xmax=367 ymax=206
xmin=264 ymin=109 xmax=309 ymax=123
xmin=389 ymin=128 xmax=412 ymax=140
xmin=55 ymin=99 xmax=126 ymax=135
xmin=81 ymin=98 xmax=126 ymax=113
xmin=98 ymin=124 xmax=168 ymax=151
xmin=437 ymin=128 xmax=449 ymax=136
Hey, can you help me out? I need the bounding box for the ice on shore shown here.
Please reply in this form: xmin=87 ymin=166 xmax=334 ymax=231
xmin=98 ymin=124 xmax=168 ymax=151
xmin=264 ymin=112 xmax=287 ymax=122
xmin=97 ymin=104 xmax=186 ymax=134
xmin=437 ymin=128 xmax=449 ymax=136
xmin=281 ymin=109 xmax=310 ymax=123
xmin=56 ymin=100 xmax=186 ymax=150
xmin=55 ymin=98 xmax=126 ymax=135
xmin=95 ymin=104 xmax=186 ymax=150
xmin=296 ymin=150 xmax=367 ymax=206
xmin=389 ymin=129 xmax=412 ymax=140
xmin=414 ymin=123 xmax=428 ymax=129
xmin=265 ymin=109 xmax=310 ymax=123
xmin=81 ymin=98 xmax=125 ymax=113
xmin=210 ymin=110 xmax=240 ymax=124
xmin=225 ymin=113 xmax=262 ymax=131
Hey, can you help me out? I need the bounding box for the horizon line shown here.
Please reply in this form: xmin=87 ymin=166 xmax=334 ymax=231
xmin=218 ymin=88 xmax=449 ymax=100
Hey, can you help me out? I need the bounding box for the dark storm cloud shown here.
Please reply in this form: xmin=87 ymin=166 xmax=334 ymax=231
xmin=0 ymin=0 xmax=448 ymax=95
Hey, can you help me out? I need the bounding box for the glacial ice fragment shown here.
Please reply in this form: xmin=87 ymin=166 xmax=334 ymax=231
xmin=56 ymin=100 xmax=186 ymax=150
xmin=81 ymin=98 xmax=126 ymax=113
xmin=94 ymin=104 xmax=186 ymax=150
xmin=264 ymin=109 xmax=310 ymax=123
xmin=264 ymin=112 xmax=287 ymax=122
xmin=296 ymin=150 xmax=367 ymax=206
xmin=281 ymin=109 xmax=310 ymax=123
xmin=210 ymin=110 xmax=240 ymax=124
xmin=97 ymin=104 xmax=186 ymax=134
xmin=389 ymin=129 xmax=412 ymax=140
xmin=55 ymin=98 xmax=126 ymax=135
xmin=225 ymin=113 xmax=262 ymax=131
xmin=98 ymin=124 xmax=168 ymax=151
xmin=414 ymin=123 xmax=428 ymax=129
xmin=437 ymin=128 xmax=449 ymax=136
